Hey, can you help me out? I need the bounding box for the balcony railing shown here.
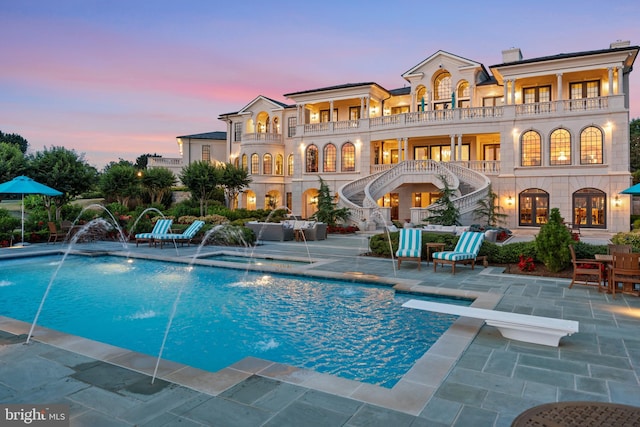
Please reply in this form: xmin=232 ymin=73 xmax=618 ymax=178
xmin=300 ymin=96 xmax=616 ymax=136
xmin=148 ymin=157 xmax=183 ymax=167
xmin=242 ymin=132 xmax=283 ymax=143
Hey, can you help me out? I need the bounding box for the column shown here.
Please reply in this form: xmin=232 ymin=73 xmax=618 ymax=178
xmin=411 ymin=92 xmax=416 ymax=113
xmin=403 ymin=138 xmax=408 ymax=161
xmin=365 ymin=97 xmax=371 ymax=118
xmin=617 ymin=66 xmax=623 ymax=95
xmin=503 ymin=81 xmax=509 ymax=104
xmin=360 ymin=97 xmax=365 ymax=118
xmin=427 ymin=90 xmax=432 ymax=110
xmin=556 ymin=73 xmax=563 ymax=112
xmin=457 ymin=134 xmax=462 ymax=161
xmin=469 ymin=84 xmax=475 ymax=107
xmin=329 ymin=100 xmax=334 ymax=121
xmin=397 ymin=138 xmax=403 ymax=161
xmin=449 ymin=135 xmax=456 ymax=161
xmin=608 ymin=67 xmax=614 ymax=95
xmin=510 ymin=79 xmax=516 ymax=105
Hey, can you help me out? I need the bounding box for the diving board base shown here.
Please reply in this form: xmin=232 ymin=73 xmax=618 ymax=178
xmin=402 ymin=300 xmax=579 ymax=347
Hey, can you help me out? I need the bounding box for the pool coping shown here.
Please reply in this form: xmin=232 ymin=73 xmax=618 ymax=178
xmin=0 ymin=250 xmax=501 ymax=416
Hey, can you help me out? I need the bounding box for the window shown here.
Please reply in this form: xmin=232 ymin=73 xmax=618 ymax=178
xmin=250 ymin=153 xmax=259 ymax=174
xmin=483 ymin=96 xmax=504 ymax=107
xmin=341 ymin=142 xmax=355 ymax=172
xmin=573 ymin=188 xmax=605 ymax=228
xmin=234 ymin=123 xmax=242 ymax=142
xmin=233 ymin=157 xmax=239 ymax=168
xmin=349 ymin=106 xmax=361 ymax=120
xmin=519 ymin=189 xmax=549 ymax=227
xmin=202 ymin=145 xmax=210 ymax=162
xmin=286 ymin=192 xmax=292 ymax=211
xmin=570 ymin=81 xmax=600 ymax=99
xmin=263 ymin=153 xmax=272 ymax=175
xmin=434 ymin=72 xmax=452 ymax=100
xmin=273 ymin=117 xmax=280 ymax=134
xmin=550 ymin=129 xmax=571 ymax=165
xmin=391 ymin=106 xmax=409 ymax=114
xmin=323 ymin=143 xmax=336 ymax=172
xmin=305 ymin=145 xmax=318 ymax=173
xmin=457 ymin=81 xmax=470 ymax=108
xmin=287 ymin=117 xmax=297 ymax=138
xmin=320 ymin=109 xmax=338 ymax=122
xmin=275 ymin=154 xmax=283 ymax=175
xmin=431 ymin=144 xmax=470 ymax=162
xmin=484 ymin=144 xmax=500 ymax=161
xmin=287 ymin=154 xmax=294 ymax=176
xmin=416 ymin=86 xmax=427 ymax=111
xmin=580 ymin=126 xmax=603 ymax=164
xmin=521 ymin=130 xmax=541 ymax=166
xmin=241 ymin=154 xmax=248 ymax=171
xmin=523 ymin=86 xmax=551 ymax=103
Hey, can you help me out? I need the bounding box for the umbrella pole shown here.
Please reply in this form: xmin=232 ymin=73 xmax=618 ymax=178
xmin=21 ymin=194 xmax=25 ymax=245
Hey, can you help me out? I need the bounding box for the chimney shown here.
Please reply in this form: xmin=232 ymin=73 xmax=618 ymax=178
xmin=502 ymin=47 xmax=523 ymax=63
xmin=610 ymin=40 xmax=630 ymax=49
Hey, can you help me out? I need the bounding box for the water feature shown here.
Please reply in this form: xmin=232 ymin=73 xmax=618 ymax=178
xmin=370 ymin=209 xmax=397 ymax=276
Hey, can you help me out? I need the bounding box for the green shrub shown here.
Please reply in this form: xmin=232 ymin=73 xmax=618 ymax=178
xmin=610 ymin=231 xmax=640 ymax=251
xmin=535 ymin=208 xmax=573 ymax=272
xmin=204 ymin=225 xmax=255 ymax=246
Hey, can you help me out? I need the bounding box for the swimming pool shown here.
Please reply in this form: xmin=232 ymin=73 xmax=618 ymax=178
xmin=0 ymin=254 xmax=470 ymax=388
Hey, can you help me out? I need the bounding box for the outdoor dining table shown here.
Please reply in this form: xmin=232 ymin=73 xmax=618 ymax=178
xmin=595 ymin=253 xmax=640 ymax=296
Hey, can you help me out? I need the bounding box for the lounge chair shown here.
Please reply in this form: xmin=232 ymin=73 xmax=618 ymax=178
xmin=135 ymin=219 xmax=173 ymax=247
xmin=395 ymin=228 xmax=423 ymax=270
xmin=432 ymin=231 xmax=485 ymax=274
xmin=154 ymin=220 xmax=205 ymax=248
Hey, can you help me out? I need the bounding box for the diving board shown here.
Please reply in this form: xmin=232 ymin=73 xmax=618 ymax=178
xmin=402 ymin=300 xmax=579 ymax=347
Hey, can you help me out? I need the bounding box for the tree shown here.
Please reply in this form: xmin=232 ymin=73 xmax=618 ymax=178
xmin=180 ymin=161 xmax=221 ymax=216
xmin=99 ymin=163 xmax=140 ymax=207
xmin=630 ymin=118 xmax=640 ymax=177
xmin=534 ymin=207 xmax=573 ymax=272
xmin=135 ymin=153 xmax=161 ymax=170
xmin=309 ymin=176 xmax=350 ymax=226
xmin=425 ymin=175 xmax=460 ymax=226
xmin=473 ymin=185 xmax=507 ymax=227
xmin=0 ymin=142 xmax=27 ymax=183
xmin=27 ymin=146 xmax=98 ymax=221
xmin=220 ymin=162 xmax=251 ymax=210
xmin=140 ymin=167 xmax=176 ymax=205
xmin=0 ymin=130 xmax=28 ymax=154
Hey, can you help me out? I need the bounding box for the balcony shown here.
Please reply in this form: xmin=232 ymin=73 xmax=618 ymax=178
xmin=242 ymin=132 xmax=283 ymax=143
xmin=298 ymin=95 xmax=621 ymax=136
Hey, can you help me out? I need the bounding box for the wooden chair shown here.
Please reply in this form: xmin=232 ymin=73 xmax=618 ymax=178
xmin=568 ymin=245 xmax=605 ymax=292
xmin=607 ymin=244 xmax=632 ymax=255
xmin=47 ymin=222 xmax=63 ymax=244
xmin=610 ymin=252 xmax=640 ymax=298
xmin=395 ymin=228 xmax=423 ymax=270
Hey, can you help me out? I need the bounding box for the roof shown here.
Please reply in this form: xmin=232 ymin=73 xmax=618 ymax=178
xmin=490 ymin=45 xmax=640 ymax=68
xmin=176 ymin=131 xmax=226 ymax=140
xmin=284 ymin=82 xmax=387 ymax=97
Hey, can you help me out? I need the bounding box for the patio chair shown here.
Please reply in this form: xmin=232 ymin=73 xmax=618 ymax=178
xmin=607 ymin=244 xmax=632 ymax=255
xmin=154 ymin=220 xmax=205 ymax=249
xmin=432 ymin=231 xmax=485 ymax=274
xmin=395 ymin=228 xmax=423 ymax=270
xmin=135 ymin=218 xmax=173 ymax=247
xmin=568 ymin=244 xmax=605 ymax=292
xmin=609 ymin=252 xmax=640 ymax=298
xmin=47 ymin=222 xmax=63 ymax=244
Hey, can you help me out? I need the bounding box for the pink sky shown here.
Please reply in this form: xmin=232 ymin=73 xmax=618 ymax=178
xmin=1 ymin=1 xmax=639 ymax=170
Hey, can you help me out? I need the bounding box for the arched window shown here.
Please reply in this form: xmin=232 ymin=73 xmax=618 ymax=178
xmin=519 ymin=188 xmax=549 ymax=227
xmin=233 ymin=157 xmax=239 ymax=168
xmin=287 ymin=154 xmax=294 ymax=176
xmin=324 ymin=143 xmax=336 ymax=172
xmin=341 ymin=142 xmax=355 ymax=172
xmin=434 ymin=72 xmax=452 ymax=100
xmin=456 ymin=81 xmax=470 ymax=108
xmin=573 ymin=188 xmax=606 ymax=228
xmin=521 ymin=130 xmax=542 ymax=166
xmin=273 ymin=117 xmax=280 ymax=134
xmin=550 ymin=128 xmax=571 ymax=165
xmin=250 ymin=153 xmax=259 ymax=174
xmin=263 ymin=153 xmax=272 ymax=175
xmin=416 ymin=85 xmax=427 ymax=111
xmin=306 ymin=145 xmax=318 ymax=173
xmin=241 ymin=154 xmax=248 ymax=171
xmin=580 ymin=126 xmax=603 ymax=164
xmin=275 ymin=154 xmax=283 ymax=175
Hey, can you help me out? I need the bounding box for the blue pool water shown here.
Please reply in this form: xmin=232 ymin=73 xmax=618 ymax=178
xmin=0 ymin=255 xmax=470 ymax=388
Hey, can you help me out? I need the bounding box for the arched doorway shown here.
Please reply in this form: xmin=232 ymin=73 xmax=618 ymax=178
xmin=265 ymin=190 xmax=280 ymax=210
xmin=573 ymin=188 xmax=606 ymax=228
xmin=519 ymin=189 xmax=549 ymax=226
xmin=245 ymin=190 xmax=256 ymax=210
xmin=302 ymin=188 xmax=319 ymax=219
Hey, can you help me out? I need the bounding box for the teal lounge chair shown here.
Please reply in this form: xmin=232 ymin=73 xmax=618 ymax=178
xmin=135 ymin=219 xmax=173 ymax=247
xmin=432 ymin=231 xmax=485 ymax=274
xmin=396 ymin=228 xmax=423 ymax=270
xmin=154 ymin=220 xmax=205 ymax=249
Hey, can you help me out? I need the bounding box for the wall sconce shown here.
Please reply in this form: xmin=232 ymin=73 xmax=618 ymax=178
xmin=614 ymin=195 xmax=621 ymax=207
xmin=506 ymin=195 xmax=514 ymax=206
xmin=248 ymin=196 xmax=256 ymax=204
xmin=310 ymin=196 xmax=318 ymax=204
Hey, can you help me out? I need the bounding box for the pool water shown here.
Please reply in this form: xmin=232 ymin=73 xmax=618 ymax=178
xmin=0 ymin=255 xmax=470 ymax=388
xmin=201 ymin=254 xmax=311 ymax=268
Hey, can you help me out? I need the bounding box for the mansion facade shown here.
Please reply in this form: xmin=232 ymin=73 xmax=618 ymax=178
xmin=152 ymin=41 xmax=638 ymax=232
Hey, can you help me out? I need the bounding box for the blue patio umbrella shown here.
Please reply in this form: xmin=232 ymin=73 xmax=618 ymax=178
xmin=420 ymin=96 xmax=425 ymax=112
xmin=451 ymin=91 xmax=456 ymax=109
xmin=0 ymin=175 xmax=63 ymax=245
xmin=620 ymin=182 xmax=640 ymax=195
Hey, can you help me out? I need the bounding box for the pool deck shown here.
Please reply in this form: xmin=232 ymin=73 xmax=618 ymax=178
xmin=1 ymin=231 xmax=639 ymax=426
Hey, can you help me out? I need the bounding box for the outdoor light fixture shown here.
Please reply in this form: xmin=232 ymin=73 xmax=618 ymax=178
xmin=506 ymin=195 xmax=514 ymax=206
xmin=614 ymin=195 xmax=621 ymax=207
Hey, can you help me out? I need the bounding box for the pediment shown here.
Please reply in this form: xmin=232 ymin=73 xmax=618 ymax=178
xmin=238 ymin=95 xmax=288 ymax=115
xmin=402 ymin=50 xmax=485 ymax=81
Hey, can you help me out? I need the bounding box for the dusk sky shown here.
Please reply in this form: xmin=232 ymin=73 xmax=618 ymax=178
xmin=2 ymin=1 xmax=639 ymax=170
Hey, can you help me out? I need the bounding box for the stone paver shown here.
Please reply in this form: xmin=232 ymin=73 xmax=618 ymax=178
xmin=1 ymin=231 xmax=639 ymax=426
